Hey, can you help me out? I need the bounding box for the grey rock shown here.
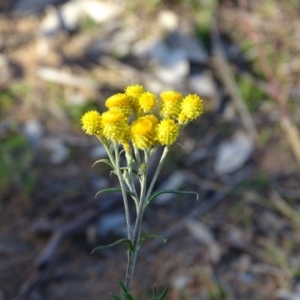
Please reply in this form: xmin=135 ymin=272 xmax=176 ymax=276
xmin=155 ymin=171 xmax=187 ymax=204
xmin=40 ymin=0 xmax=123 ymax=36
xmin=97 ymin=213 xmax=126 ymax=236
xmin=22 ymin=119 xmax=44 ymax=148
xmin=155 ymin=49 xmax=189 ymax=84
xmin=37 ymin=67 xmax=99 ymax=90
xmin=11 ymin=0 xmax=65 ymax=15
xmin=214 ymin=130 xmax=253 ymax=175
xmin=277 ymin=288 xmax=300 ymax=300
xmin=108 ymin=28 xmax=140 ymax=57
xmin=132 ymin=37 xmax=160 ymax=57
xmin=227 ymin=227 xmax=249 ymax=249
xmin=40 ymin=5 xmax=64 ymax=36
xmin=167 ymin=31 xmax=208 ymax=64
xmin=79 ymin=0 xmax=123 ymax=24
xmin=144 ymin=77 xmax=172 ymax=95
xmin=186 ymin=220 xmax=221 ymax=263
xmin=90 ymin=27 xmax=140 ymax=58
xmin=189 ymin=71 xmax=220 ymax=112
xmin=43 ymin=137 xmax=69 ymax=164
xmin=148 ymin=40 xmax=169 ymax=62
xmin=172 ymin=275 xmax=191 ymax=290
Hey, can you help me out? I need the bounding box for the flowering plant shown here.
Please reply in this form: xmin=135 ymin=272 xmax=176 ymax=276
xmin=81 ymin=85 xmax=203 ymax=299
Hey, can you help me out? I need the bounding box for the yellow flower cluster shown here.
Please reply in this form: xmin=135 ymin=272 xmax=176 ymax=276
xmin=81 ymin=85 xmax=203 ymax=150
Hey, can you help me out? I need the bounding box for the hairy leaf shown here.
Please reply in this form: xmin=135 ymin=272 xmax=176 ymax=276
xmin=95 ymin=188 xmax=136 ymax=198
xmin=92 ymin=158 xmax=114 ymax=168
xmin=91 ymin=239 xmax=133 ymax=254
xmin=138 ymin=234 xmax=167 ymax=245
xmin=147 ymin=189 xmax=199 ymax=205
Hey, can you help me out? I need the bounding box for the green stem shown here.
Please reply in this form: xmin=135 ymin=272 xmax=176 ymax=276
xmin=113 ymin=142 xmax=132 ymax=241
xmin=123 ymin=147 xmax=170 ymax=298
xmin=124 ymin=201 xmax=144 ymax=294
xmin=124 ymin=150 xmax=149 ymax=292
xmin=125 ymin=151 xmax=139 ymax=211
xmin=145 ymin=146 xmax=170 ymax=203
xmin=134 ymin=146 xmax=141 ymax=167
xmin=98 ymin=138 xmax=117 ymax=169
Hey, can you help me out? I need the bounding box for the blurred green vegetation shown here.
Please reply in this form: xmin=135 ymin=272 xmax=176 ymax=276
xmin=80 ymin=16 xmax=98 ymax=32
xmin=238 ymin=174 xmax=269 ymax=191
xmin=0 ymin=132 xmax=36 ymax=196
xmin=0 ymin=84 xmax=37 ymax=197
xmin=63 ymin=101 xmax=99 ymax=125
xmin=237 ymin=76 xmax=266 ymax=113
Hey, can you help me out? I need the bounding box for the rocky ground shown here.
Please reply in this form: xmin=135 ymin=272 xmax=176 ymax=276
xmin=1 ymin=1 xmax=300 ymax=299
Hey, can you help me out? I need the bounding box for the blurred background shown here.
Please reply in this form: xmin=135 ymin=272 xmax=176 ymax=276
xmin=1 ymin=0 xmax=300 ymax=299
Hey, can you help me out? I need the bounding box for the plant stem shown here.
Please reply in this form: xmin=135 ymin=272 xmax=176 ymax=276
xmin=145 ymin=146 xmax=170 ymax=201
xmin=124 ymin=150 xmax=149 ymax=293
xmin=113 ymin=142 xmax=132 ymax=241
xmin=123 ymin=147 xmax=169 ymax=295
xmin=125 ymin=151 xmax=139 ymax=211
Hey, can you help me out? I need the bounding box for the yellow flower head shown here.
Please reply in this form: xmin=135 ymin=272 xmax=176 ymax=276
xmin=160 ymin=91 xmax=183 ymax=119
xmin=178 ymin=94 xmax=203 ymax=124
xmin=125 ymin=84 xmax=144 ymax=115
xmin=125 ymin=84 xmax=144 ymax=99
xmin=157 ymin=119 xmax=179 ymax=146
xmin=105 ymin=93 xmax=131 ymax=117
xmin=138 ymin=92 xmax=157 ymax=113
xmin=81 ymin=110 xmax=103 ymax=136
xmin=131 ymin=115 xmax=159 ymax=149
xmin=101 ymin=110 xmax=130 ymax=144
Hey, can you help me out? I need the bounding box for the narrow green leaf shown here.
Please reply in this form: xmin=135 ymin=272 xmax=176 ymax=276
xmin=91 ymin=239 xmax=133 ymax=254
xmin=95 ymin=188 xmax=136 ymax=199
xmin=126 ymin=190 xmax=137 ymax=198
xmin=119 ymin=282 xmax=135 ymax=300
xmin=147 ymin=189 xmax=199 ymax=204
xmin=124 ymin=293 xmax=135 ymax=300
xmin=158 ymin=285 xmax=169 ymax=300
xmin=175 ymin=142 xmax=186 ymax=150
xmin=119 ymin=281 xmax=129 ymax=293
xmin=109 ymin=293 xmax=122 ymax=300
xmin=92 ymin=159 xmax=114 ymax=168
xmin=152 ymin=285 xmax=157 ymax=297
xmin=95 ymin=188 xmax=122 ymax=198
xmin=138 ymin=234 xmax=167 ymax=245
